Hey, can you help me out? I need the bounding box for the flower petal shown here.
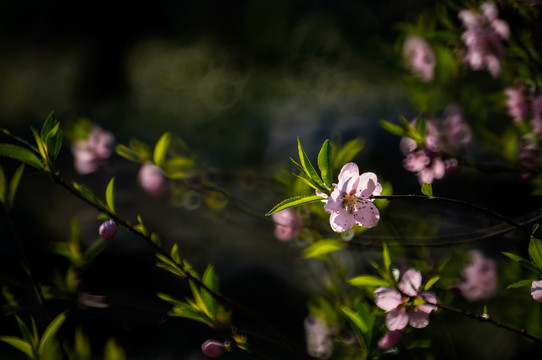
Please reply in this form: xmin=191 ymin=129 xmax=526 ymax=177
xmin=386 ymin=309 xmax=409 ymax=331
xmin=355 ymin=172 xmax=378 ymax=198
xmin=374 ymin=287 xmax=403 ymax=311
xmin=398 ymin=269 xmax=422 ymax=297
xmin=377 ymin=330 xmax=403 ymax=349
xmin=531 ymin=280 xmax=542 ymax=302
xmin=338 ymin=163 xmax=359 ymax=185
xmin=329 ymin=210 xmax=355 ymax=233
xmin=419 ymin=292 xmax=437 ymax=313
xmin=408 ymin=310 xmax=430 ymax=328
xmin=352 ymin=202 xmax=380 ymax=228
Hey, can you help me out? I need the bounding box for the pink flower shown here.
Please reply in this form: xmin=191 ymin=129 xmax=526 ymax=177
xmin=272 ymin=208 xmax=302 ymax=241
xmin=403 ymin=150 xmax=445 ymax=185
xmin=324 ymin=163 xmax=381 ymax=232
xmin=458 ymin=2 xmax=509 ymax=78
xmin=440 ymin=105 xmax=472 ymax=154
xmin=377 ymin=330 xmax=403 ymax=349
xmin=374 ymin=269 xmax=437 ymax=331
xmin=71 ymin=125 xmax=115 ymax=175
xmin=304 ymin=315 xmax=333 ymax=360
xmin=505 ymin=86 xmax=531 ymax=122
xmin=457 ymin=250 xmax=498 ymax=301
xmin=403 ymin=36 xmax=435 ymax=82
xmin=201 ymin=340 xmax=225 ymax=358
xmin=138 ymin=162 xmax=168 ymax=197
xmin=531 ymin=280 xmax=542 ymax=302
xmin=99 ymin=219 xmax=117 ymax=240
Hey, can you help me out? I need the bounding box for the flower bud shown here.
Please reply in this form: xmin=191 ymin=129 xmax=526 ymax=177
xmin=201 ymin=340 xmax=225 ymax=358
xmin=138 ymin=162 xmax=168 ymax=197
xmin=99 ymin=219 xmax=117 ymax=239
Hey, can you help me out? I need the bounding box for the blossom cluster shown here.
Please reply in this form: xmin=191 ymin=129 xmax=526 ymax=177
xmin=401 ymin=105 xmax=472 ymax=184
xmin=71 ymin=125 xmax=115 ymax=175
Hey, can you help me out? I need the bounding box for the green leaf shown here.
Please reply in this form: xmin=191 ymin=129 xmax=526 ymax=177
xmin=332 ymin=138 xmax=365 ymax=169
xmin=0 ymin=144 xmax=44 ymax=170
xmin=421 ymin=183 xmax=433 ymax=197
xmin=40 ymin=112 xmax=56 ymax=141
xmin=382 ymin=242 xmax=391 ymax=274
xmin=506 ymin=279 xmax=534 ymax=289
xmin=38 ymin=311 xmax=67 ymax=356
xmin=529 ymin=236 xmax=542 ymax=272
xmin=502 ymin=251 xmax=542 ymax=275
xmin=266 ymin=195 xmax=325 ymax=216
xmin=7 ymin=164 xmax=24 ymax=209
xmin=348 ymin=275 xmax=390 ymax=288
xmin=201 ymin=265 xmax=219 ymax=316
xmin=105 ymin=177 xmax=115 ymax=213
xmin=424 ymin=275 xmax=440 ymax=291
xmin=317 ymin=139 xmax=333 ymax=187
xmin=153 ymin=132 xmax=172 ymax=167
xmin=0 ymin=164 xmax=6 ymax=205
xmin=0 ymin=336 xmax=34 ymax=358
xmin=380 ymin=120 xmax=405 ymax=136
xmin=115 ymin=144 xmax=140 ymax=162
xmin=340 ymin=305 xmax=369 ymax=334
xmin=302 ymin=239 xmax=345 ymax=259
xmin=15 ymin=315 xmax=35 ymax=350
xmin=104 ymin=338 xmax=126 ymax=360
xmin=74 ymin=327 xmax=91 ymax=360
xmin=297 ymin=137 xmax=326 ymax=191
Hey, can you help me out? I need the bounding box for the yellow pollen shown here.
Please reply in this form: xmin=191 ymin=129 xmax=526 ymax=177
xmin=343 ymin=193 xmax=360 ymax=213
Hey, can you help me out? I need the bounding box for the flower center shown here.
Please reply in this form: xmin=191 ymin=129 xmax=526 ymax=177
xmin=343 ymin=193 xmax=361 ymax=213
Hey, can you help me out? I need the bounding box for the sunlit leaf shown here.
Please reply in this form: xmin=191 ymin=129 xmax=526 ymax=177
xmin=115 ymin=144 xmax=140 ymax=162
xmin=502 ymin=251 xmax=541 ymax=275
xmin=382 ymin=242 xmax=391 ymax=274
xmin=0 ymin=144 xmax=44 ymax=170
xmin=380 ymin=120 xmax=405 ymax=136
xmin=7 ymin=164 xmax=25 ymax=209
xmin=348 ymin=275 xmax=390 ymax=288
xmin=201 ymin=265 xmax=219 ymax=316
xmin=529 ymin=236 xmax=542 ymax=272
xmin=38 ymin=311 xmax=67 ymax=356
xmin=424 ymin=275 xmax=440 ymax=291
xmin=332 ymin=138 xmax=365 ymax=170
xmin=506 ymin=279 xmax=534 ymax=289
xmin=317 ymin=139 xmax=333 ymax=187
xmin=153 ymin=132 xmax=172 ymax=167
xmin=15 ymin=315 xmax=35 ymax=350
xmin=302 ymin=239 xmax=345 ymax=259
xmin=104 ymin=338 xmax=126 ymax=360
xmin=297 ymin=137 xmax=326 ymax=191
xmin=74 ymin=327 xmax=91 ymax=360
xmin=266 ymin=195 xmax=325 ymax=216
xmin=105 ymin=177 xmax=115 ymax=213
xmin=421 ymin=183 xmax=433 ymax=197
xmin=0 ymin=336 xmax=34 ymax=358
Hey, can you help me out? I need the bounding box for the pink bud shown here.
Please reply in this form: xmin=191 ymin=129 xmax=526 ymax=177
xmin=201 ymin=340 xmax=224 ymax=358
xmin=99 ymin=219 xmax=117 ymax=239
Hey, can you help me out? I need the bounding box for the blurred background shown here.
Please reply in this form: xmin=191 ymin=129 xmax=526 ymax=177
xmin=1 ymin=0 xmax=540 ymax=359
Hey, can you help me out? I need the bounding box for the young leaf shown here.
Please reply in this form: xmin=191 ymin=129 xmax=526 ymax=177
xmin=15 ymin=315 xmax=35 ymax=350
xmin=502 ymin=252 xmax=542 ymax=275
xmin=348 ymin=275 xmax=390 ymax=288
xmin=115 ymin=144 xmax=140 ymax=162
xmin=7 ymin=164 xmax=25 ymax=209
xmin=297 ymin=137 xmax=326 ymax=190
xmin=382 ymin=242 xmax=391 ymax=274
xmin=38 ymin=311 xmax=67 ymax=356
xmin=201 ymin=265 xmax=219 ymax=316
xmin=104 ymin=338 xmax=126 ymax=360
xmin=266 ymin=195 xmax=325 ymax=216
xmin=0 ymin=144 xmax=44 ymax=170
xmin=332 ymin=138 xmax=365 ymax=170
xmin=105 ymin=177 xmax=115 ymax=213
xmin=0 ymin=336 xmax=34 ymax=358
xmin=506 ymin=279 xmax=534 ymax=289
xmin=421 ymin=183 xmax=433 ymax=197
xmin=317 ymin=139 xmax=333 ymax=187
xmin=153 ymin=132 xmax=172 ymax=167
xmin=302 ymin=239 xmax=345 ymax=259
xmin=40 ymin=112 xmax=56 ymax=141
xmin=529 ymin=236 xmax=542 ymax=272
xmin=424 ymin=275 xmax=440 ymax=291
xmin=380 ymin=120 xmax=405 ymax=136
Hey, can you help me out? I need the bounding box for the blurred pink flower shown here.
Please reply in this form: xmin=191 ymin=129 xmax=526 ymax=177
xmin=531 ymin=94 xmax=542 ymax=135
xmin=71 ymin=125 xmax=115 ymax=175
xmin=403 ymin=35 xmax=435 ymax=82
xmin=457 ymin=250 xmax=498 ymax=301
xmin=441 ymin=105 xmax=472 ymax=154
xmin=531 ymin=280 xmax=542 ymax=302
xmin=271 ymin=208 xmax=301 ymax=241
xmin=505 ymin=86 xmax=531 ymax=122
xmin=374 ymin=269 xmax=437 ymax=331
xmin=377 ymin=330 xmax=403 ymax=349
xmin=458 ymin=2 xmax=509 ymax=78
xmin=403 ymin=150 xmax=445 ymax=185
xmin=324 ymin=163 xmax=381 ymax=232
xmin=201 ymin=340 xmax=225 ymax=358
xmin=304 ymin=315 xmax=334 ymax=359
xmin=138 ymin=162 xmax=168 ymax=197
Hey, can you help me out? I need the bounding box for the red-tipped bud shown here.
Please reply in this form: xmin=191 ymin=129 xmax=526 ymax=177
xmin=201 ymin=340 xmax=225 ymax=358
xmin=99 ymin=219 xmax=117 ymax=239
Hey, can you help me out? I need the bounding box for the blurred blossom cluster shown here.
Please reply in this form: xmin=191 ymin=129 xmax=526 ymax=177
xmin=271 ymin=208 xmax=302 ymax=241
xmin=401 ymin=105 xmax=472 ymax=184
xmin=458 ymin=1 xmax=510 ymax=78
xmin=71 ymin=125 xmax=115 ymax=175
xmin=403 ymin=35 xmax=435 ymax=82
xmin=456 ymin=250 xmax=498 ymax=302
xmin=138 ymin=162 xmax=169 ymax=198
xmin=304 ymin=315 xmax=334 ymax=360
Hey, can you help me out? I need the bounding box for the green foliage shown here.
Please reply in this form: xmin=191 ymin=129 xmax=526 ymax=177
xmin=105 ymin=177 xmax=116 ymax=214
xmin=0 ymin=144 xmax=44 ymax=170
xmin=0 ymin=312 xmax=67 ymax=360
xmin=302 ymin=239 xmax=345 ymax=259
xmin=266 ymin=195 xmax=325 ymax=216
xmin=421 ymin=183 xmax=433 ymax=197
xmin=331 ymin=137 xmax=365 ymax=171
xmin=104 ymin=338 xmax=126 ymax=360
